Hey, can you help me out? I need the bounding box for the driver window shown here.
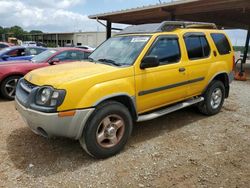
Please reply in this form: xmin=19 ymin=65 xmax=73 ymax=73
xmin=7 ymin=49 xmax=25 ymax=57
xmin=147 ymin=36 xmax=181 ymax=65
xmin=52 ymin=51 xmax=68 ymax=61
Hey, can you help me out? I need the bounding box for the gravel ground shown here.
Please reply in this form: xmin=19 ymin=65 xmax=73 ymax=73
xmin=0 ymin=81 xmax=249 ymax=188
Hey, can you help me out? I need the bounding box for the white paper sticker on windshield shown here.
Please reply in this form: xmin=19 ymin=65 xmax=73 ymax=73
xmin=131 ymin=37 xmax=149 ymax=43
xmin=50 ymin=50 xmax=57 ymax=53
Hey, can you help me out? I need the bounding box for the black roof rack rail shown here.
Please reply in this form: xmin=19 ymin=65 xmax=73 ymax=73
xmin=118 ymin=21 xmax=217 ymax=35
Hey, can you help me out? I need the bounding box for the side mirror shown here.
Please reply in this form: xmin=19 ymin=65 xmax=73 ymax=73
xmin=2 ymin=55 xmax=10 ymax=60
xmin=140 ymin=56 xmax=159 ymax=69
xmin=49 ymin=58 xmax=60 ymax=65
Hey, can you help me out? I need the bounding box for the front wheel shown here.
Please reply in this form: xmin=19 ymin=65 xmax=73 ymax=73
xmin=197 ymin=80 xmax=225 ymax=116
xmin=0 ymin=76 xmax=22 ymax=100
xmin=79 ymin=101 xmax=133 ymax=159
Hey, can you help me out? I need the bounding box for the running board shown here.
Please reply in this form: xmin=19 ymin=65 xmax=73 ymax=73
xmin=137 ymin=97 xmax=204 ymax=122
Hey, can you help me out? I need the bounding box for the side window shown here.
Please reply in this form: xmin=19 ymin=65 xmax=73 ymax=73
xmin=52 ymin=51 xmax=87 ymax=61
xmin=68 ymin=51 xmax=78 ymax=60
xmin=52 ymin=51 xmax=68 ymax=61
xmin=147 ymin=36 xmax=181 ymax=65
xmin=25 ymin=48 xmax=39 ymax=55
xmin=73 ymin=51 xmax=86 ymax=60
xmin=7 ymin=49 xmax=18 ymax=57
xmin=211 ymin=33 xmax=231 ymax=55
xmin=184 ymin=34 xmax=210 ymax=60
xmin=7 ymin=49 xmax=25 ymax=57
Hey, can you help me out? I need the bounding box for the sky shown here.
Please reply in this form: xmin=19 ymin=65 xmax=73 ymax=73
xmin=0 ymin=0 xmax=247 ymax=45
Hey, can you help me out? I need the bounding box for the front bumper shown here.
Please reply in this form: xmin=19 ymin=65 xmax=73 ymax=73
xmin=15 ymin=99 xmax=94 ymax=140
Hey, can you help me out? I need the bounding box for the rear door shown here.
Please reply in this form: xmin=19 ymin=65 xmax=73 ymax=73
xmin=182 ymin=32 xmax=212 ymax=97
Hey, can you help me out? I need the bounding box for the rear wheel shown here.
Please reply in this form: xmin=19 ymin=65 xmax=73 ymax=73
xmin=0 ymin=76 xmax=21 ymax=100
xmin=79 ymin=101 xmax=133 ymax=159
xmin=197 ymin=80 xmax=225 ymax=116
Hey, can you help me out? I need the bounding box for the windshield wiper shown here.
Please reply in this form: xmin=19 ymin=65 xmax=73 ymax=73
xmin=97 ymin=58 xmax=121 ymax=66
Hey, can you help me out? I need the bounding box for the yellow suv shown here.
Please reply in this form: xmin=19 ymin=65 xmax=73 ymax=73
xmin=15 ymin=21 xmax=234 ymax=158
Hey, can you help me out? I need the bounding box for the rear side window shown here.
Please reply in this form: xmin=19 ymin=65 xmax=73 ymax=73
xmin=184 ymin=34 xmax=210 ymax=60
xmin=147 ymin=36 xmax=181 ymax=65
xmin=211 ymin=33 xmax=231 ymax=55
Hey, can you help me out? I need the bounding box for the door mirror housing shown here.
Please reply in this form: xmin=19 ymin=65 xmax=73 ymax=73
xmin=49 ymin=58 xmax=60 ymax=65
xmin=2 ymin=55 xmax=10 ymax=60
xmin=140 ymin=56 xmax=159 ymax=69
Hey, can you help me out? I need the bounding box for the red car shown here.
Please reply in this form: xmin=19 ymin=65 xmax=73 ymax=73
xmin=0 ymin=48 xmax=92 ymax=100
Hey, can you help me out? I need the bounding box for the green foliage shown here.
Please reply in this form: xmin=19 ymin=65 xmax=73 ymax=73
xmin=46 ymin=42 xmax=57 ymax=48
xmin=233 ymin=46 xmax=250 ymax=54
xmin=0 ymin=25 xmax=43 ymax=41
xmin=30 ymin=30 xmax=43 ymax=34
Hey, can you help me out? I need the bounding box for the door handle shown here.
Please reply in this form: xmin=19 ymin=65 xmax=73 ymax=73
xmin=213 ymin=50 xmax=217 ymax=57
xmin=179 ymin=67 xmax=186 ymax=72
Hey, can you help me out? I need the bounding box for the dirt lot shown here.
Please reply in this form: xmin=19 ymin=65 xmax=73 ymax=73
xmin=0 ymin=81 xmax=249 ymax=188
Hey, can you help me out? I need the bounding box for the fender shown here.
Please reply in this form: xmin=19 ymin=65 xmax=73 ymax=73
xmin=93 ymin=93 xmax=138 ymax=120
xmin=202 ymin=71 xmax=230 ymax=97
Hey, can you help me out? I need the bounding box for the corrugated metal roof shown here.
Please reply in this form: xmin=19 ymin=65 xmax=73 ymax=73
xmin=88 ymin=0 xmax=250 ymax=29
xmin=89 ymin=0 xmax=198 ymax=19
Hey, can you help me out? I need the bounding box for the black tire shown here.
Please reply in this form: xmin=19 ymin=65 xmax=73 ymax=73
xmin=79 ymin=101 xmax=133 ymax=159
xmin=197 ymin=80 xmax=225 ymax=116
xmin=0 ymin=76 xmax=22 ymax=100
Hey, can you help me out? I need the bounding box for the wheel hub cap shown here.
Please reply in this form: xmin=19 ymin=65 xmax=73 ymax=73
xmin=96 ymin=115 xmax=125 ymax=148
xmin=4 ymin=78 xmax=19 ymax=98
xmin=211 ymin=88 xmax=222 ymax=109
xmin=105 ymin=125 xmax=116 ymax=137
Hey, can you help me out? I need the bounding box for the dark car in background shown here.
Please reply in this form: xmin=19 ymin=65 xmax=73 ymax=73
xmin=0 ymin=47 xmax=92 ymax=99
xmin=0 ymin=42 xmax=14 ymax=50
xmin=0 ymin=46 xmax=47 ymax=62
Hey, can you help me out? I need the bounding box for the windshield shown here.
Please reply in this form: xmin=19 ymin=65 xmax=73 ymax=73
xmin=89 ymin=35 xmax=150 ymax=66
xmin=31 ymin=49 xmax=58 ymax=63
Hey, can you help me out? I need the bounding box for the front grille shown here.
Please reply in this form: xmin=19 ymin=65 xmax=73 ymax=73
xmin=16 ymin=78 xmax=37 ymax=107
xmin=20 ymin=79 xmax=37 ymax=94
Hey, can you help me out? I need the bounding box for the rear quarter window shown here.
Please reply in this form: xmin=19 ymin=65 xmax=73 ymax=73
xmin=211 ymin=33 xmax=232 ymax=55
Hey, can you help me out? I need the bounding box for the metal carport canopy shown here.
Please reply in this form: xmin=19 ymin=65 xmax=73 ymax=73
xmin=89 ymin=0 xmax=250 ymax=29
xmin=89 ymin=0 xmax=250 ymax=77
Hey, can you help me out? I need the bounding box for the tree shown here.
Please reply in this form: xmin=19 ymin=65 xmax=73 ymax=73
xmin=9 ymin=25 xmax=24 ymax=39
xmin=0 ymin=25 xmax=44 ymax=41
xmin=30 ymin=30 xmax=43 ymax=34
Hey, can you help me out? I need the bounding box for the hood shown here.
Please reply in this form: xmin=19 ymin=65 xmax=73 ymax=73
xmin=25 ymin=61 xmax=121 ymax=87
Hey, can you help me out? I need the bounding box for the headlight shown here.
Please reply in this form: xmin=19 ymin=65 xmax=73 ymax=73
xmin=36 ymin=86 xmax=65 ymax=107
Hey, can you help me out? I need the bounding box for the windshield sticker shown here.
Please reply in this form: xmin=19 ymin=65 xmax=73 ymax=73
xmin=131 ymin=37 xmax=149 ymax=43
xmin=50 ymin=50 xmax=57 ymax=53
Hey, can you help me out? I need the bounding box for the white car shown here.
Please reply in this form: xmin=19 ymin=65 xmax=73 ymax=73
xmin=76 ymin=45 xmax=96 ymax=51
xmin=22 ymin=41 xmax=37 ymax=47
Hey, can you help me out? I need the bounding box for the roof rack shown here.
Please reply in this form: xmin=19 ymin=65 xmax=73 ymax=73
xmin=119 ymin=21 xmax=217 ymax=35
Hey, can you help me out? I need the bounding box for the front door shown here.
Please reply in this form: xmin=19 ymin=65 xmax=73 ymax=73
xmin=135 ymin=35 xmax=188 ymax=114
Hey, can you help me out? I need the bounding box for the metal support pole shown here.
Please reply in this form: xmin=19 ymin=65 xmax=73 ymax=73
xmin=240 ymin=27 xmax=250 ymax=74
xmin=106 ymin=21 xmax=112 ymax=39
xmin=56 ymin=34 xmax=58 ymax=47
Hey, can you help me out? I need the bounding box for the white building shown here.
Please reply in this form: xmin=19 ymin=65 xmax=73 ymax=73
xmin=25 ymin=31 xmax=116 ymax=47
